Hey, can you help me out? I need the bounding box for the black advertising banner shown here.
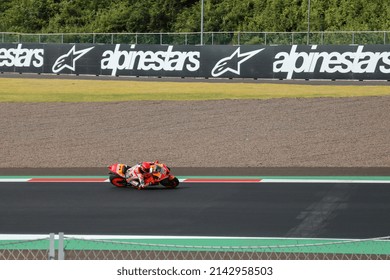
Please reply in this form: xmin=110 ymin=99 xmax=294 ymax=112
xmin=0 ymin=43 xmax=44 ymax=74
xmin=1 ymin=43 xmax=390 ymax=80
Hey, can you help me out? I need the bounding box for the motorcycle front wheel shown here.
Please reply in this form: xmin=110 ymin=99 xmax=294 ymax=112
xmin=109 ymin=173 xmax=127 ymax=188
xmin=160 ymin=176 xmax=180 ymax=189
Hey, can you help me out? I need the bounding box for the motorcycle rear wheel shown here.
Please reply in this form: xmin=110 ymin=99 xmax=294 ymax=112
xmin=109 ymin=173 xmax=127 ymax=188
xmin=160 ymin=177 xmax=180 ymax=189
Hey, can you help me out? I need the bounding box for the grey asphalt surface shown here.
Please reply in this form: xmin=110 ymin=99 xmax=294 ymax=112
xmin=1 ymin=181 xmax=389 ymax=238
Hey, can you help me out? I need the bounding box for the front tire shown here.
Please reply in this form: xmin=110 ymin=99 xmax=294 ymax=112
xmin=160 ymin=176 xmax=180 ymax=189
xmin=109 ymin=173 xmax=127 ymax=188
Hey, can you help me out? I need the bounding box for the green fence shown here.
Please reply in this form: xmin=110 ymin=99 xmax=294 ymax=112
xmin=1 ymin=31 xmax=389 ymax=45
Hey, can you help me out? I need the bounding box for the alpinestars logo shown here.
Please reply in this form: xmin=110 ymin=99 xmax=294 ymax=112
xmin=101 ymin=44 xmax=200 ymax=76
xmin=0 ymin=44 xmax=44 ymax=67
xmin=211 ymin=48 xmax=264 ymax=77
xmin=273 ymin=45 xmax=390 ymax=79
xmin=52 ymin=46 xmax=94 ymax=73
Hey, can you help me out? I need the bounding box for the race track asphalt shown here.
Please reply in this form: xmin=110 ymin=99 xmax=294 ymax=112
xmin=1 ymin=181 xmax=389 ymax=239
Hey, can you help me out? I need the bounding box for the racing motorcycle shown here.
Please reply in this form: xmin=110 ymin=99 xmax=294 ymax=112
xmin=108 ymin=162 xmax=180 ymax=189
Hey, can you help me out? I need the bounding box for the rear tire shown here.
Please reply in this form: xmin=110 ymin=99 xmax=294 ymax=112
xmin=109 ymin=173 xmax=127 ymax=188
xmin=160 ymin=177 xmax=180 ymax=189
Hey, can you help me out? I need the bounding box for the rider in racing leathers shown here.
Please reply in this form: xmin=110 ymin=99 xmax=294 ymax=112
xmin=125 ymin=161 xmax=158 ymax=189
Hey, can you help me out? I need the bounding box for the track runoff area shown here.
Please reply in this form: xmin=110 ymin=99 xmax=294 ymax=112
xmin=1 ymin=176 xmax=390 ymax=279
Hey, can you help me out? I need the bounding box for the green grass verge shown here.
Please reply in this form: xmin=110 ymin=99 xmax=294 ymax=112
xmin=1 ymin=78 xmax=390 ymax=102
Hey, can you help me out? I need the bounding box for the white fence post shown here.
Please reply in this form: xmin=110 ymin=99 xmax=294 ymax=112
xmin=58 ymin=232 xmax=65 ymax=260
xmin=48 ymin=233 xmax=55 ymax=260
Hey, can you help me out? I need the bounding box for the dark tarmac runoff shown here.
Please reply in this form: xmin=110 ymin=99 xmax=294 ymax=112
xmin=0 ymin=181 xmax=389 ymax=239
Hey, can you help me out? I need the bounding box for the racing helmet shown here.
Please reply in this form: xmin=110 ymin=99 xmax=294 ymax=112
xmin=141 ymin=162 xmax=151 ymax=172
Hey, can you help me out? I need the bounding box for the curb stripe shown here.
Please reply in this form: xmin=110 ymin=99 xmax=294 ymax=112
xmin=28 ymin=178 xmax=108 ymax=182
xmin=183 ymin=179 xmax=262 ymax=183
xmin=261 ymin=179 xmax=390 ymax=184
xmin=0 ymin=179 xmax=30 ymax=182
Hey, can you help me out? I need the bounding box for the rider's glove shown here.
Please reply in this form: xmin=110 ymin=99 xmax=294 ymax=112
xmin=137 ymin=179 xmax=145 ymax=190
xmin=137 ymin=179 xmax=151 ymax=190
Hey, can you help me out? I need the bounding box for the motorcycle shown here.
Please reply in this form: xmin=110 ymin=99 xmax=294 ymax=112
xmin=108 ymin=162 xmax=180 ymax=189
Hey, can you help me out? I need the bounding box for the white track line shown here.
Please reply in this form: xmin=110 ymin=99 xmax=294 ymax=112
xmin=261 ymin=179 xmax=390 ymax=184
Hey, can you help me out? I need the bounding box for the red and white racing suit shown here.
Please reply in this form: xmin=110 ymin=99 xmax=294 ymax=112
xmin=125 ymin=162 xmax=156 ymax=189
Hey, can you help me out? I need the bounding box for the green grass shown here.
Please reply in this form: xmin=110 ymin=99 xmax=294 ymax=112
xmin=1 ymin=78 xmax=390 ymax=102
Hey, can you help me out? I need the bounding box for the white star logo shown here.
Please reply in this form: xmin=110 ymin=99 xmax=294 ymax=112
xmin=52 ymin=45 xmax=94 ymax=73
xmin=211 ymin=48 xmax=264 ymax=77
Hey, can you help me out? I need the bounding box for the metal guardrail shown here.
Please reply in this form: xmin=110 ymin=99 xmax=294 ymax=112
xmin=1 ymin=31 xmax=389 ymax=45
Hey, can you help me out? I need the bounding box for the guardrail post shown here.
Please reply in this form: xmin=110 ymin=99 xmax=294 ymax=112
xmin=48 ymin=233 xmax=55 ymax=260
xmin=58 ymin=232 xmax=65 ymax=260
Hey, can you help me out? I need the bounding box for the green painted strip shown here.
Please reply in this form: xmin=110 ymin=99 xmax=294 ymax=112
xmin=62 ymin=238 xmax=390 ymax=254
xmin=0 ymin=239 xmax=52 ymax=250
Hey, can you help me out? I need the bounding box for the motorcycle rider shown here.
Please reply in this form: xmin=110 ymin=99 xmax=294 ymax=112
xmin=125 ymin=161 xmax=158 ymax=189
